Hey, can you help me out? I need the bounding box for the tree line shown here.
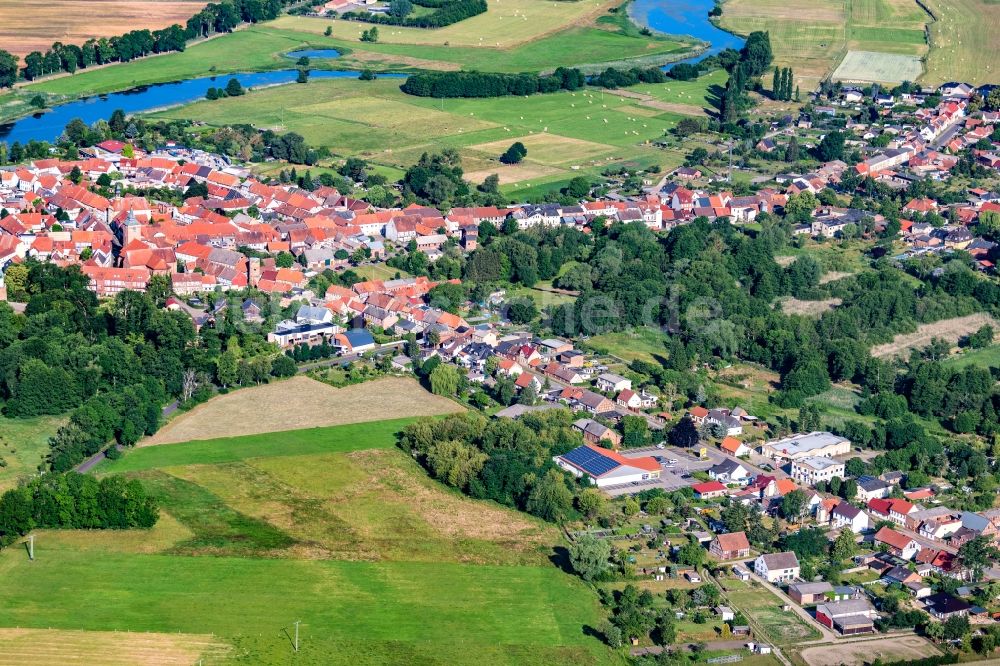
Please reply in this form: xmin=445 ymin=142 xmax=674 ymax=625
xmin=399 ymin=410 xmax=590 ymax=523
xmin=400 ymin=63 xmax=690 ymax=99
xmin=0 ymin=473 xmax=158 ymax=548
xmin=0 ymin=0 xmax=293 ymax=86
xmin=341 ymin=0 xmax=486 ymax=28
xmin=0 ymin=263 xmax=297 ymax=473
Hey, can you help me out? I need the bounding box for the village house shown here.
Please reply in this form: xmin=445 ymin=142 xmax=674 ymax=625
xmin=787 ymin=582 xmax=833 ymax=605
xmin=923 ymin=592 xmax=971 ymax=620
xmin=708 ymin=459 xmax=751 ymax=485
xmin=709 ymin=531 xmax=751 ymax=560
xmin=572 ymin=418 xmax=622 ymax=448
xmin=692 ymin=481 xmax=727 ymax=500
xmin=595 ymin=372 xmax=631 ymax=393
xmin=874 ymin=526 xmax=921 ymax=560
xmin=754 ymin=551 xmax=800 ymax=583
xmin=832 ymin=502 xmax=870 ymax=534
xmin=720 ymin=436 xmax=751 ymax=457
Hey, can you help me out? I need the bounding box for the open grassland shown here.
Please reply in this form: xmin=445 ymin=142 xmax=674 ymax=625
xmin=0 ymin=547 xmax=608 ymax=665
xmin=1 ymin=416 xmax=608 ymax=665
xmin=585 ymin=327 xmax=671 ymax=365
xmin=0 ymin=0 xmax=204 ymax=58
xmin=778 ymin=296 xmax=842 ymax=317
xmin=921 ymin=0 xmax=1000 ymax=85
xmin=869 ymin=312 xmax=1000 ymax=357
xmin=944 ymin=343 xmax=1000 ymax=370
xmin=138 ymin=447 xmax=555 ymax=563
xmin=277 ymin=0 xmax=627 ymax=49
xmin=0 ymin=628 xmax=230 ymax=666
xmin=797 ymin=635 xmax=941 ymax=666
xmin=151 ymin=71 xmax=720 ymax=191
xmin=0 ymin=414 xmax=63 ymax=492
xmin=141 ymin=375 xmax=461 ymax=445
xmin=21 ymin=1 xmax=698 ymax=101
xmin=101 ymin=417 xmax=412 ymax=473
xmin=719 ymin=0 xmax=929 ymax=89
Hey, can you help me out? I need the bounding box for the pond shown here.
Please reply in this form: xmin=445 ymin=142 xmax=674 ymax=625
xmin=629 ymin=0 xmax=745 ymax=66
xmin=285 ymin=49 xmax=343 ymax=60
xmin=0 ymin=68 xmax=401 ymax=146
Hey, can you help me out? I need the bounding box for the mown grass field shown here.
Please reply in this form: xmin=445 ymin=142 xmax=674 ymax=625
xmin=141 ymin=375 xmax=461 ymax=445
xmin=718 ymin=0 xmax=929 ymax=89
xmin=585 ymin=327 xmax=671 ymax=365
xmin=150 ymin=70 xmax=721 ymax=194
xmin=921 ymin=0 xmax=1000 ymax=85
xmin=0 ymin=0 xmax=204 ymax=58
xmin=0 ymin=549 xmax=608 ymax=665
xmin=21 ymin=1 xmax=699 ymax=102
xmin=2 ymin=414 xmax=612 ymax=665
xmin=0 ymin=628 xmax=231 ymax=666
xmin=0 ymin=414 xmax=63 ymax=492
xmin=100 ymin=417 xmax=411 ymax=473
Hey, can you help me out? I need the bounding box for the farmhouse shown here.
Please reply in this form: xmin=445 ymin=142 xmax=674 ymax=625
xmin=754 ymin=551 xmax=800 ymax=582
xmin=815 ymin=599 xmax=876 ymax=635
xmin=554 ymin=445 xmax=660 ymax=488
xmin=709 ymin=531 xmax=751 ymax=560
xmin=761 ymin=432 xmax=851 ymax=461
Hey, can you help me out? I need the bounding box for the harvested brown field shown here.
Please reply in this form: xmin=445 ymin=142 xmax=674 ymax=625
xmin=142 ymin=376 xmax=463 ymax=446
xmin=870 ymin=313 xmax=1000 ymax=358
xmin=0 ymin=0 xmax=204 ymax=58
xmin=779 ymin=297 xmax=842 ymax=317
xmin=0 ymin=628 xmax=230 ymax=666
xmin=799 ymin=635 xmax=941 ymax=666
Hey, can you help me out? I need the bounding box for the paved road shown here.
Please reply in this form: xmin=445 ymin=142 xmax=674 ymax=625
xmin=74 ymin=399 xmax=180 ymax=473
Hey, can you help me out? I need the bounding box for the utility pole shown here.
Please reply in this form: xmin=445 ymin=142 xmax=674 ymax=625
xmin=27 ymin=535 xmax=34 ymax=561
xmin=293 ymin=620 xmax=300 ymax=652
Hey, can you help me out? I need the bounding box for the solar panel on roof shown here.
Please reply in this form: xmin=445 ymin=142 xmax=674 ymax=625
xmin=562 ymin=446 xmax=620 ymax=476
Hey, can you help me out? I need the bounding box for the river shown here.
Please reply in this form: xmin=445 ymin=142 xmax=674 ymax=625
xmin=0 ymin=66 xmax=401 ymax=146
xmin=629 ymin=0 xmax=745 ymax=66
xmin=0 ymin=2 xmax=740 ymax=146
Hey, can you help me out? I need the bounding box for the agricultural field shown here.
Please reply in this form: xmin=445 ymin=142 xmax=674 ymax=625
xmin=922 ymin=0 xmax=1000 ymax=85
xmin=150 ymin=71 xmax=722 ymax=192
xmin=0 ymin=414 xmax=63 ymax=492
xmin=0 ymin=0 xmax=204 ymax=58
xmin=20 ymin=0 xmax=698 ymax=101
xmin=869 ymin=312 xmax=1000 ymax=358
xmin=0 ymin=628 xmax=231 ymax=666
xmin=141 ymin=375 xmax=462 ymax=445
xmin=718 ymin=0 xmax=929 ymax=89
xmin=0 ymin=417 xmax=609 ymax=665
xmin=832 ymin=50 xmax=923 ymax=84
xmin=797 ymin=635 xmax=941 ymax=666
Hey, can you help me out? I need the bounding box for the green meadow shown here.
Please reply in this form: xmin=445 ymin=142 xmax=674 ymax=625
xmin=149 ymin=70 xmax=723 ymax=195
xmin=0 ymin=414 xmax=63 ymax=492
xmin=0 ymin=418 xmax=613 ymax=664
xmin=98 ymin=417 xmax=413 ymax=473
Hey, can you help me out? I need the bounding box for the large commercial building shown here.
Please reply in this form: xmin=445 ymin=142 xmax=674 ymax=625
xmin=761 ymin=432 xmax=851 ymax=462
xmin=554 ymin=445 xmax=660 ymax=488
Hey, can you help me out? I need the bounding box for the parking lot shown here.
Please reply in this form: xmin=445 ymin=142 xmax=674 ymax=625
xmin=603 ymin=446 xmax=716 ymax=497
